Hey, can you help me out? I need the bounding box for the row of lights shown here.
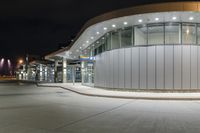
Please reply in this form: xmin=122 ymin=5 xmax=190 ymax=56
xmin=79 ymin=21 xmax=129 ymax=50
xmin=137 ymin=16 xmax=194 ymax=23
xmin=79 ymin=16 xmax=195 ymax=51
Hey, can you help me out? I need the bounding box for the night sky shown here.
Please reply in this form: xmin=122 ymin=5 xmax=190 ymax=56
xmin=0 ymin=0 xmax=193 ymax=62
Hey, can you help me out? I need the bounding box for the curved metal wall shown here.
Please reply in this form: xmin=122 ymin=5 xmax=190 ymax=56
xmin=94 ymin=45 xmax=200 ymax=90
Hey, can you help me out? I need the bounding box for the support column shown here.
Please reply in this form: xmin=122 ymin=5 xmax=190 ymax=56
xmin=39 ymin=64 xmax=43 ymax=82
xmin=54 ymin=60 xmax=58 ymax=83
xmin=45 ymin=66 xmax=48 ymax=82
xmin=62 ymin=58 xmax=67 ymax=83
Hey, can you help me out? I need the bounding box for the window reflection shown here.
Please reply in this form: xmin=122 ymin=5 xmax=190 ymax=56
xmin=135 ymin=25 xmax=147 ymax=45
xmin=165 ymin=23 xmax=181 ymax=44
xmin=182 ymin=23 xmax=196 ymax=44
xmin=121 ymin=27 xmax=133 ymax=47
xmin=111 ymin=30 xmax=120 ymax=49
xmin=148 ymin=24 xmax=164 ymax=45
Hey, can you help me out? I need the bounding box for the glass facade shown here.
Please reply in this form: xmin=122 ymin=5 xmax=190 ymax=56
xmin=121 ymin=27 xmax=133 ymax=47
xmin=182 ymin=23 xmax=196 ymax=44
xmin=165 ymin=23 xmax=181 ymax=44
xmin=84 ymin=22 xmax=200 ymax=56
xmin=148 ymin=24 xmax=164 ymax=45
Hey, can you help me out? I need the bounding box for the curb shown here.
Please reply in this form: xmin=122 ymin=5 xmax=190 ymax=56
xmin=36 ymin=84 xmax=200 ymax=101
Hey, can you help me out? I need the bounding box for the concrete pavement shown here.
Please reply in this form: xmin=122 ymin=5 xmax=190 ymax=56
xmin=1 ymin=83 xmax=200 ymax=132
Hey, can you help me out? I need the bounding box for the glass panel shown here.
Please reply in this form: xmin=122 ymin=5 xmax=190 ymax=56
xmin=121 ymin=27 xmax=132 ymax=47
xmin=165 ymin=23 xmax=180 ymax=44
xmin=111 ymin=30 xmax=120 ymax=49
xmin=81 ymin=61 xmax=94 ymax=86
xmin=101 ymin=36 xmax=106 ymax=52
xmin=94 ymin=48 xmax=98 ymax=56
xmin=182 ymin=23 xmax=196 ymax=44
xmin=106 ymin=33 xmax=111 ymax=50
xmin=98 ymin=45 xmax=102 ymax=54
xmin=134 ymin=25 xmax=147 ymax=45
xmin=148 ymin=24 xmax=164 ymax=45
xmin=197 ymin=25 xmax=200 ymax=44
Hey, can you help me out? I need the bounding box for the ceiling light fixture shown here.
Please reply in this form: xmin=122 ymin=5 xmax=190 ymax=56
xmin=189 ymin=17 xmax=194 ymax=20
xmin=123 ymin=22 xmax=128 ymax=25
xmin=155 ymin=18 xmax=159 ymax=21
xmin=172 ymin=16 xmax=177 ymax=20
xmin=112 ymin=24 xmax=116 ymax=28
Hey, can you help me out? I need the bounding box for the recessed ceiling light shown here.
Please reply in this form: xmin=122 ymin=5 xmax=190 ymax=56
xmin=103 ymin=27 xmax=107 ymax=30
xmin=172 ymin=16 xmax=177 ymax=20
xmin=112 ymin=24 xmax=116 ymax=28
xmin=138 ymin=19 xmax=143 ymax=23
xmin=96 ymin=32 xmax=100 ymax=34
xmin=86 ymin=41 xmax=89 ymax=43
xmin=91 ymin=37 xmax=94 ymax=39
xmin=155 ymin=18 xmax=159 ymax=21
xmin=123 ymin=22 xmax=128 ymax=25
xmin=102 ymin=37 xmax=105 ymax=40
xmin=80 ymin=47 xmax=82 ymax=49
xmin=189 ymin=17 xmax=194 ymax=20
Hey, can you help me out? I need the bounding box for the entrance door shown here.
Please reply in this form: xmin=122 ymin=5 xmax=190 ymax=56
xmin=67 ymin=65 xmax=81 ymax=83
xmin=82 ymin=61 xmax=94 ymax=86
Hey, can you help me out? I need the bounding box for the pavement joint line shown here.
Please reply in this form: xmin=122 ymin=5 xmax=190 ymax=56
xmin=53 ymin=100 xmax=134 ymax=130
xmin=0 ymin=104 xmax=50 ymax=110
xmin=36 ymin=84 xmax=200 ymax=101
xmin=0 ymin=92 xmax=62 ymax=97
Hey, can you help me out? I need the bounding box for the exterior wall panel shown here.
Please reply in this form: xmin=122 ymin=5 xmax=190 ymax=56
xmin=94 ymin=45 xmax=200 ymax=91
xmin=174 ymin=45 xmax=182 ymax=89
xmin=147 ymin=46 xmax=156 ymax=89
xmin=105 ymin=52 xmax=110 ymax=88
xmin=118 ymin=49 xmax=125 ymax=89
xmin=125 ymin=48 xmax=132 ymax=89
xmin=109 ymin=51 xmax=114 ymax=88
xmin=182 ymin=45 xmax=191 ymax=89
xmin=156 ymin=46 xmax=164 ymax=89
xmin=191 ymin=45 xmax=198 ymax=89
xmin=113 ymin=49 xmax=119 ymax=88
xmin=139 ymin=47 xmax=147 ymax=89
xmin=132 ymin=47 xmax=139 ymax=89
xmin=164 ymin=46 xmax=173 ymax=89
xmin=198 ymin=46 xmax=200 ymax=89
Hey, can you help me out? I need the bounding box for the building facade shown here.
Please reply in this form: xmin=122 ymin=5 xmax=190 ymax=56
xmin=45 ymin=2 xmax=200 ymax=91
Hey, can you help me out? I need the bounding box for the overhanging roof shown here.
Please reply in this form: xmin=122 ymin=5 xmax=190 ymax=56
xmin=46 ymin=1 xmax=200 ymax=59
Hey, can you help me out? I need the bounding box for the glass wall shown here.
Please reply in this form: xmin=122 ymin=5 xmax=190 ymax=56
xmin=135 ymin=25 xmax=147 ymax=45
xmin=182 ymin=23 xmax=196 ymax=44
xmin=84 ymin=22 xmax=200 ymax=56
xmin=148 ymin=24 xmax=164 ymax=45
xmin=165 ymin=23 xmax=181 ymax=44
xmin=121 ymin=27 xmax=133 ymax=47
xmin=197 ymin=25 xmax=200 ymax=44
xmin=106 ymin=33 xmax=111 ymax=50
xmin=111 ymin=30 xmax=120 ymax=49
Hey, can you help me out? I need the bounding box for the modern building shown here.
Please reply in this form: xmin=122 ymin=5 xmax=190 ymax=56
xmin=42 ymin=2 xmax=200 ymax=91
xmin=16 ymin=59 xmax=55 ymax=82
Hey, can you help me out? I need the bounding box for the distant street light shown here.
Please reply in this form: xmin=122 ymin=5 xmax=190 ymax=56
xmin=19 ymin=59 xmax=23 ymax=64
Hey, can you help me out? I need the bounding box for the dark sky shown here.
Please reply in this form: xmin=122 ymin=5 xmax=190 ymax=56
xmin=0 ymin=0 xmax=194 ymax=62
